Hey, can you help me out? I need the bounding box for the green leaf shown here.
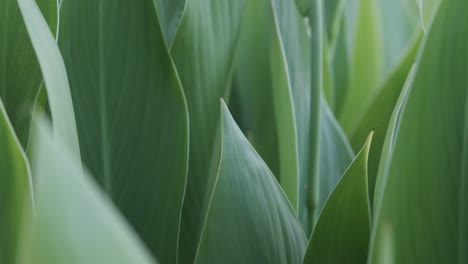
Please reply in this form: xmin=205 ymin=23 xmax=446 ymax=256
xmin=0 ymin=0 xmax=57 ymax=148
xmin=230 ymin=0 xmax=279 ymax=178
xmin=369 ymin=0 xmax=468 ymax=261
xmin=349 ymin=35 xmax=421 ymax=205
xmin=338 ymin=0 xmax=384 ymax=135
xmin=270 ymin=0 xmax=307 ymax=213
xmin=0 ymin=99 xmax=32 ymax=264
xmin=17 ymin=0 xmax=80 ymax=157
xmin=153 ymin=0 xmax=185 ymax=46
xmin=194 ymin=101 xmax=307 ymax=264
xmin=317 ymin=97 xmax=354 ymax=218
xmin=303 ymin=131 xmax=373 ymax=264
xmin=18 ymin=119 xmax=157 ymax=264
xmin=57 ymin=1 xmax=189 ymax=263
xmin=167 ymin=0 xmax=247 ymax=262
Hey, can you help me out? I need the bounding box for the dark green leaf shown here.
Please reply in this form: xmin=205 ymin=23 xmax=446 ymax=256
xmin=303 ymin=132 xmax=373 ymax=264
xmin=57 ymin=1 xmax=189 ymax=263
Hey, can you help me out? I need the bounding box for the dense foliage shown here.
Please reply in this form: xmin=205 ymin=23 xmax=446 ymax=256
xmin=1 ymin=0 xmax=466 ymax=263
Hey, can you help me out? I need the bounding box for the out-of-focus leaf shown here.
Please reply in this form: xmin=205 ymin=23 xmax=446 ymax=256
xmin=378 ymin=0 xmax=419 ymax=73
xmin=58 ymin=1 xmax=189 ymax=263
xmin=349 ymin=35 xmax=420 ymax=205
xmin=18 ymin=0 xmax=80 ymax=157
xmin=168 ymin=1 xmax=246 ymax=262
xmin=418 ymin=0 xmax=441 ymax=32
xmin=369 ymin=0 xmax=468 ymax=262
xmin=338 ymin=0 xmax=384 ymax=134
xmin=153 ymin=0 xmax=185 ymax=46
xmin=317 ymin=97 xmax=354 ymax=217
xmin=230 ymin=0 xmax=279 ymax=177
xmin=323 ymin=0 xmax=345 ymax=44
xmin=0 ymin=0 xmax=56 ymax=147
xmin=18 ymin=120 xmax=157 ymax=264
xmin=194 ymin=101 xmax=307 ymax=264
xmin=0 ymin=99 xmax=32 ymax=264
xmin=303 ymin=132 xmax=373 ymax=264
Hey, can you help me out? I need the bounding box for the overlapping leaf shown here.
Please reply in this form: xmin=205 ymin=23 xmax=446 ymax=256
xmin=303 ymin=132 xmax=372 ymax=264
xmin=57 ymin=1 xmax=189 ymax=263
xmin=370 ymin=0 xmax=468 ymax=262
xmin=0 ymin=0 xmax=56 ymax=147
xmin=18 ymin=120 xmax=157 ymax=264
xmin=194 ymin=102 xmax=307 ymax=264
xmin=164 ymin=1 xmax=247 ymax=262
xmin=0 ymin=100 xmax=31 ymax=264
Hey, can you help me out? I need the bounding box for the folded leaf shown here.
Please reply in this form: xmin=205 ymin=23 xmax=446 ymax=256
xmin=0 ymin=99 xmax=32 ymax=264
xmin=0 ymin=0 xmax=56 ymax=147
xmin=303 ymin=131 xmax=373 ymax=264
xmin=168 ymin=1 xmax=247 ymax=262
xmin=57 ymin=1 xmax=189 ymax=263
xmin=194 ymin=101 xmax=307 ymax=264
xmin=370 ymin=0 xmax=468 ymax=261
xmin=18 ymin=120 xmax=157 ymax=264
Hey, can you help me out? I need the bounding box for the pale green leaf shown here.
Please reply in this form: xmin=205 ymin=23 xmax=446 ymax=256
xmin=338 ymin=0 xmax=384 ymax=135
xmin=0 ymin=0 xmax=57 ymax=147
xmin=17 ymin=0 xmax=80 ymax=157
xmin=194 ymin=101 xmax=307 ymax=264
xmin=18 ymin=119 xmax=157 ymax=264
xmin=370 ymin=0 xmax=468 ymax=261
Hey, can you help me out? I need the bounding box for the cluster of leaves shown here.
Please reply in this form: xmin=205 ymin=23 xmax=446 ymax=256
xmin=0 ymin=0 xmax=466 ymax=263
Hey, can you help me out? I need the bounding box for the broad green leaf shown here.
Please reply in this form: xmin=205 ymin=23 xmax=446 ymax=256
xmin=349 ymin=35 xmax=420 ymax=205
xmin=167 ymin=0 xmax=246 ymax=262
xmin=369 ymin=0 xmax=468 ymax=262
xmin=194 ymin=101 xmax=307 ymax=264
xmin=0 ymin=0 xmax=56 ymax=147
xmin=18 ymin=120 xmax=157 ymax=264
xmin=303 ymin=132 xmax=373 ymax=264
xmin=18 ymin=0 xmax=80 ymax=157
xmin=338 ymin=0 xmax=384 ymax=134
xmin=230 ymin=0 xmax=279 ymax=177
xmin=0 ymin=99 xmax=32 ymax=264
xmin=57 ymin=1 xmax=189 ymax=263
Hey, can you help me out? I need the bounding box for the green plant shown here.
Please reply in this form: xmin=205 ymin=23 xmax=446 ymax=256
xmin=1 ymin=0 xmax=466 ymax=263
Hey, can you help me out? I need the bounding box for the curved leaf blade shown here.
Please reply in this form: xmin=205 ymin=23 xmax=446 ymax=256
xmin=0 ymin=99 xmax=32 ymax=264
xmin=169 ymin=1 xmax=247 ymax=261
xmin=370 ymin=0 xmax=468 ymax=262
xmin=194 ymin=101 xmax=307 ymax=264
xmin=0 ymin=0 xmax=57 ymax=147
xmin=18 ymin=0 xmax=80 ymax=157
xmin=303 ymin=132 xmax=373 ymax=264
xmin=58 ymin=1 xmax=189 ymax=263
xmin=18 ymin=120 xmax=157 ymax=264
